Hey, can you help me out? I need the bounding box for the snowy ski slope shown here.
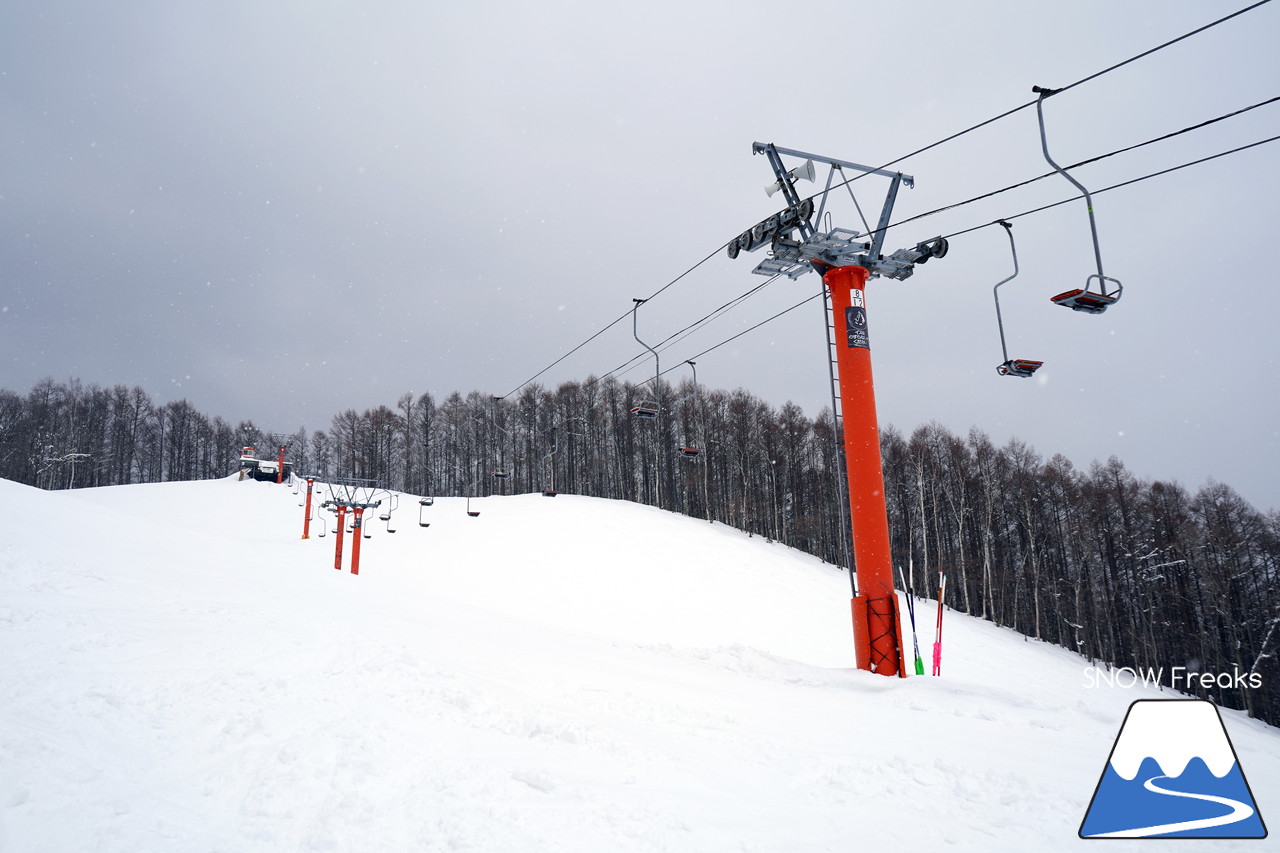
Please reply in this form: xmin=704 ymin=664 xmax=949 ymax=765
xmin=2 ymin=476 xmax=1276 ymax=851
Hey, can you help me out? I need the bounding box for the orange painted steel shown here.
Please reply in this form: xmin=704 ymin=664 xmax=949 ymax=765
xmin=350 ymin=507 xmax=364 ymax=576
xmin=822 ymin=264 xmax=906 ymax=677
xmin=276 ymin=445 xmax=286 ymax=485
xmin=334 ymin=506 xmax=347 ymax=571
xmin=302 ymin=478 xmax=314 ymax=539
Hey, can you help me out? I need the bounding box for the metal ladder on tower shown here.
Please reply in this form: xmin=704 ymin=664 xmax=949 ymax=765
xmin=821 ymin=286 xmax=857 ymax=595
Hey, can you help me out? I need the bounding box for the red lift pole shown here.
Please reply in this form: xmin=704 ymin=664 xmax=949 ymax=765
xmin=301 ymin=478 xmax=315 ymax=539
xmin=276 ymin=444 xmax=286 ymax=485
xmin=350 ymin=507 xmax=364 ymax=575
xmin=333 ymin=505 xmax=348 ymax=571
xmin=733 ymin=142 xmax=949 ymax=677
xmin=821 ymin=263 xmax=907 ymax=678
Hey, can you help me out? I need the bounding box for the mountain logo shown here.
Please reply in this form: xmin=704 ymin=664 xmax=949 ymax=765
xmin=1080 ymin=699 xmax=1267 ymax=839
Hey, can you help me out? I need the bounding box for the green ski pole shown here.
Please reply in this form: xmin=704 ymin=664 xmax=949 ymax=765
xmin=897 ymin=560 xmax=925 ymax=676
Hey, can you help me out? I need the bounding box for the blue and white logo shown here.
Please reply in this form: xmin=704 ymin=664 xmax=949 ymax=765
xmin=1080 ymin=699 xmax=1267 ymax=838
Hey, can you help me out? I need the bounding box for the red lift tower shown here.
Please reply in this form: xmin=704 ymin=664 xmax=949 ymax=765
xmin=729 ymin=143 xmax=950 ymax=676
xmin=301 ymin=476 xmax=315 ymax=539
xmin=317 ymin=477 xmax=384 ymax=576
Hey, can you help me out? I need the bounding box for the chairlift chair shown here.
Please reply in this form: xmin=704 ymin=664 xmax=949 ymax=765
xmin=418 ymin=497 xmax=432 ymax=528
xmin=378 ymin=492 xmax=397 ymax=522
xmin=491 ymin=470 xmax=510 ymax=480
xmin=998 ymin=358 xmax=1045 ymax=378
xmin=991 ymin=221 xmax=1045 ymax=379
xmin=678 ymin=446 xmax=702 ymax=459
xmin=316 ymin=502 xmax=335 ymax=538
xmin=542 ymin=489 xmax=559 ymax=497
xmin=466 ymin=495 xmax=480 ymax=518
xmin=1049 ymin=285 xmax=1119 ymax=314
xmin=1033 ymin=86 xmax=1123 ymax=314
xmin=380 ymin=494 xmax=398 ymax=534
xmin=630 ymin=401 xmax=659 ymax=419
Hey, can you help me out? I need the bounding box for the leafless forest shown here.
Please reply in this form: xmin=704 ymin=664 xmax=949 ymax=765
xmin=7 ymin=376 xmax=1279 ymax=725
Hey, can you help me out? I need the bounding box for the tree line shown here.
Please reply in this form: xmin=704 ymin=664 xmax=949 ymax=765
xmin=4 ymin=376 xmax=1278 ymax=725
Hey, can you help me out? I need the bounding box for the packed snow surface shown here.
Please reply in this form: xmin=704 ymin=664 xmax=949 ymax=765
xmin=2 ymin=476 xmax=1276 ymax=851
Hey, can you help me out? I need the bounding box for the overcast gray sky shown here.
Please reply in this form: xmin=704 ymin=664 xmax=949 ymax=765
xmin=3 ymin=1 xmax=1278 ymax=511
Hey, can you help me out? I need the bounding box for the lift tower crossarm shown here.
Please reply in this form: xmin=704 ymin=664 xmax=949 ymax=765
xmin=744 ymin=143 xmax=929 ymax=280
xmin=753 ymin=143 xmax=914 ymax=187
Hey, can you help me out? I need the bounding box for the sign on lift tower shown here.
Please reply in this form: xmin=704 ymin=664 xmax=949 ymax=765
xmin=729 ymin=142 xmax=950 ymax=677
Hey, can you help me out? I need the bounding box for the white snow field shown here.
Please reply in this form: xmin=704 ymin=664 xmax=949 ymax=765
xmin=2 ymin=475 xmax=1276 ymax=852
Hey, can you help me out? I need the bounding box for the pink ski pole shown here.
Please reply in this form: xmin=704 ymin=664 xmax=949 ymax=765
xmin=932 ymin=571 xmax=946 ymax=676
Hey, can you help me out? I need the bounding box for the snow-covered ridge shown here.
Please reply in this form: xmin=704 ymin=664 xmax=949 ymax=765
xmin=1108 ymin=700 xmax=1238 ymax=780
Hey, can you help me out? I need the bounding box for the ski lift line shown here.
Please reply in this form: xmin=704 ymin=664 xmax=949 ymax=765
xmin=1047 ymin=0 xmax=1272 ymax=100
xmin=787 ymin=0 xmax=1275 ymax=205
xmin=595 ymin=274 xmax=782 ymax=384
xmin=499 ymin=3 xmax=1272 ymax=404
xmin=500 ymin=242 xmax=730 ymax=400
xmin=661 ymin=292 xmax=825 ymax=370
xmin=859 ymin=94 xmax=1280 ymax=244
xmin=941 ymin=132 xmax=1280 ymax=241
xmin=602 ymin=275 xmax=783 ymax=384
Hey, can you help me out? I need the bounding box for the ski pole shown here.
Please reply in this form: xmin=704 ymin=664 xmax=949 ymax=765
xmin=932 ymin=571 xmax=946 ymax=676
xmin=897 ymin=562 xmax=925 ymax=676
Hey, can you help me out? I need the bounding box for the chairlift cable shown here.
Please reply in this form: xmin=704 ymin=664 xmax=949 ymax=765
xmin=853 ymin=95 xmax=1280 ymax=244
xmin=661 ymin=292 xmax=825 ymax=372
xmin=644 ymin=135 xmax=1276 ymax=377
xmin=799 ymin=0 xmax=1274 ymax=201
xmin=501 ymin=2 xmax=1272 ymax=401
xmin=500 ymin=243 xmax=728 ymax=399
xmin=942 ymin=133 xmax=1280 ymax=241
xmin=603 ymin=275 xmax=782 ymax=383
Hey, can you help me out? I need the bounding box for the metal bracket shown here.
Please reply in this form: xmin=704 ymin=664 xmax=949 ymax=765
xmin=736 ymin=143 xmax=942 ymax=282
xmin=752 ymin=142 xmax=914 ymax=187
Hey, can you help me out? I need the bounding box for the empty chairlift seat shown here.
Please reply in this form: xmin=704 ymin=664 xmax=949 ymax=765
xmin=997 ymin=359 xmax=1044 ymax=378
xmin=1050 ymin=288 xmax=1118 ymax=314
